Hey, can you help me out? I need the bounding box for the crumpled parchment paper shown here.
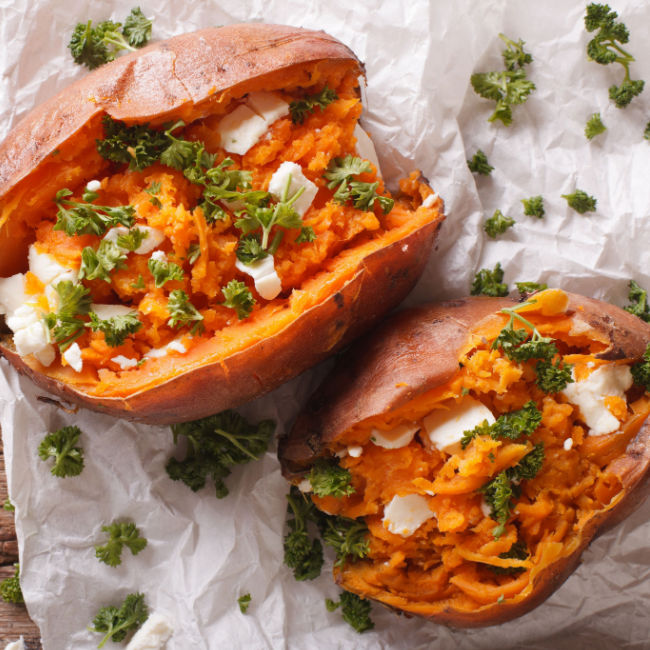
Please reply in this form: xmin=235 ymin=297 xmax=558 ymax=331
xmin=1 ymin=0 xmax=650 ymax=647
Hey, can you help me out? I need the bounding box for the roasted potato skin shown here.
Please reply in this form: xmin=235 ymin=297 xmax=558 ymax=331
xmin=278 ymin=293 xmax=650 ymax=626
xmin=0 ymin=25 xmax=444 ymax=423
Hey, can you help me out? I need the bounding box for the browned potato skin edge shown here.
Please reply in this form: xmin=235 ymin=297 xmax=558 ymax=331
xmin=278 ymin=294 xmax=650 ymax=626
xmin=0 ymin=24 xmax=445 ymax=423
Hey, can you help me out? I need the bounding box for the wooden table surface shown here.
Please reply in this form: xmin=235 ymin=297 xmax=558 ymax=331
xmin=0 ymin=441 xmax=42 ymax=648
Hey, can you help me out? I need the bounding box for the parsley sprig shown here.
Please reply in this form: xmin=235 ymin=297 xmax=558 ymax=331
xmin=484 ymin=209 xmax=515 ymax=238
xmin=148 ymin=257 xmax=184 ymax=288
xmin=166 ymin=410 xmax=275 ymax=498
xmin=562 ymin=189 xmax=597 ymax=214
xmin=222 ymin=280 xmax=256 ymax=320
xmin=38 ymin=425 xmax=85 ymax=478
xmin=584 ymin=3 xmax=644 ymax=108
xmin=585 ymin=112 xmax=607 ymax=140
xmin=631 ymin=344 xmax=650 ymax=391
xmin=521 ymin=195 xmax=545 ymax=219
xmin=467 ymin=149 xmax=494 ymax=175
xmin=624 ymin=280 xmax=650 ymax=322
xmin=325 ymin=591 xmax=374 ymax=634
xmin=318 ymin=515 xmax=370 ymax=567
xmin=43 ymin=281 xmax=92 ymax=352
xmin=471 ymin=262 xmax=509 ymax=297
xmin=54 ymin=188 xmax=135 ymax=237
xmin=481 ymin=442 xmax=545 ymax=537
xmin=79 ymin=240 xmax=128 ymax=283
xmin=95 ymin=521 xmax=148 ymax=567
xmin=167 ymin=290 xmax=204 ymax=334
xmin=289 ymin=86 xmax=339 ymax=124
xmin=284 ymin=487 xmax=325 ymax=581
xmin=470 ymin=33 xmax=536 ymax=126
xmin=324 ymin=155 xmax=394 ymax=215
xmin=0 ymin=564 xmax=23 ymax=605
xmin=88 ymin=311 xmax=142 ymax=347
xmin=308 ymin=458 xmax=355 ymax=498
xmin=68 ymin=8 xmax=153 ymax=70
xmin=90 ymin=592 xmax=148 ymax=648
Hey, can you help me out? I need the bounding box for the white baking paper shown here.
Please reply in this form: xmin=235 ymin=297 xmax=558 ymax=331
xmin=1 ymin=0 xmax=650 ymax=647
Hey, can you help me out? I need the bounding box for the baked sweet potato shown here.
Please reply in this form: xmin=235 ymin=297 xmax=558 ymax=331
xmin=278 ymin=289 xmax=650 ymax=626
xmin=0 ymin=24 xmax=444 ymax=424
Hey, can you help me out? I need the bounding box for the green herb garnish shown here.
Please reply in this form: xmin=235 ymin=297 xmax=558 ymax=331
xmin=43 ymin=281 xmax=92 ymax=352
xmin=88 ymin=311 xmax=142 ymax=347
xmin=95 ymin=521 xmax=148 ymax=567
xmin=521 ymin=195 xmax=545 ymax=219
xmin=471 ymin=262 xmax=509 ymax=297
xmin=38 ymin=425 xmax=84 ymax=478
xmin=562 ymin=189 xmax=597 ymax=214
xmin=325 ymin=591 xmax=374 ymax=633
xmin=585 ymin=112 xmax=607 ymax=139
xmin=167 ymin=290 xmax=204 ymax=334
xmin=484 ymin=209 xmax=515 ymax=238
xmin=309 ymin=458 xmax=355 ymax=498
xmin=467 ymin=149 xmax=494 ymax=175
xmin=284 ymin=487 xmax=324 ymax=581
xmin=289 ymin=86 xmax=339 ymax=124
xmin=89 ymin=592 xmax=148 ymax=648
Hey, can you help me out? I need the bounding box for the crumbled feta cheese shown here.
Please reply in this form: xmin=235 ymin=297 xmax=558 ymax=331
xmin=104 ymin=226 xmax=165 ymax=255
xmin=91 ymin=304 xmax=134 ymax=320
xmin=7 ymin=304 xmax=54 ymax=362
xmin=564 ymin=438 xmax=574 ymax=451
xmin=335 ymin=448 xmax=348 ymax=459
xmin=150 ymin=250 xmax=167 ymax=263
xmin=34 ymin=345 xmax=56 ymax=367
xmin=28 ymin=246 xmax=76 ymax=285
xmin=0 ymin=274 xmax=27 ymax=315
xmin=297 ymin=478 xmax=312 ymax=493
xmin=348 ymin=446 xmax=363 ymax=458
xmin=480 ymin=498 xmax=492 ymax=518
xmin=423 ymin=397 xmax=496 ymax=454
xmin=86 ymin=179 xmax=101 ymax=192
xmin=125 ymin=612 xmax=173 ymax=650
xmin=562 ymin=365 xmax=633 ymax=436
xmin=166 ymin=340 xmax=186 ymax=354
xmin=111 ymin=355 xmax=139 ymax=370
xmin=421 ymin=193 xmax=438 ymax=208
xmin=235 ymin=256 xmax=282 ymax=301
xmin=62 ymin=342 xmax=83 ymax=373
xmin=247 ymin=91 xmax=289 ymax=125
xmin=267 ymin=161 xmax=318 ymax=217
xmin=382 ymin=494 xmax=435 ymax=537
xmin=353 ymin=124 xmax=381 ymax=176
xmin=4 ymin=637 xmax=25 ymax=650
xmin=217 ymin=105 xmax=268 ymax=155
xmin=370 ymin=423 xmax=419 ymax=449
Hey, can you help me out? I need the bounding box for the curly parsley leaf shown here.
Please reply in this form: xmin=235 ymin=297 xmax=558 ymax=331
xmin=295 ymin=226 xmax=316 ymax=243
xmin=536 ymin=359 xmax=574 ymax=393
xmin=0 ymin=564 xmax=23 ymax=605
xmin=54 ymin=188 xmax=136 ymax=236
xmin=516 ymin=281 xmax=548 ymax=296
xmin=88 ymin=311 xmax=142 ymax=347
xmin=471 ymin=262 xmax=509 ymax=297
xmin=326 ymin=591 xmax=374 ymax=634
xmin=90 ymin=592 xmax=148 ymax=648
xmin=290 ymin=86 xmax=338 ymax=124
xmin=624 ymin=280 xmax=650 ymax=322
xmin=562 ymin=189 xmax=597 ymax=214
xmin=3 ymin=499 xmax=14 ymax=512
xmin=585 ymin=112 xmax=607 ymax=140
xmin=222 ymin=280 xmax=256 ymax=320
xmin=144 ymin=181 xmax=162 ymax=208
xmin=147 ymin=256 xmax=184 ymax=288
xmin=79 ymin=240 xmax=128 ymax=283
xmin=44 ymin=281 xmax=92 ymax=352
xmin=309 ymin=458 xmax=355 ymax=498
xmin=500 ymin=34 xmax=533 ymax=71
xmin=461 ymin=401 xmax=542 ymax=449
xmin=318 ymin=515 xmax=370 ymax=567
xmin=284 ymin=487 xmax=324 ymax=581
xmin=484 ymin=209 xmax=515 ymax=239
xmin=122 ymin=7 xmax=152 ymax=48
xmin=236 ymin=234 xmax=268 ymax=265
xmin=521 ymin=195 xmax=545 ymax=218
xmin=96 ymin=116 xmax=169 ymax=170
xmin=467 ymin=149 xmax=494 ymax=175
xmin=167 ymin=290 xmax=204 ymax=334
xmin=166 ymin=410 xmax=275 ymax=498
xmin=631 ymin=344 xmax=650 ymax=391
xmin=323 ymin=155 xmax=372 ymax=189
xmin=511 ymin=442 xmax=545 ymax=480
xmin=481 ymin=471 xmax=514 ymax=538
xmin=238 ymin=593 xmax=252 ymax=614
xmin=585 ymin=3 xmax=644 ymax=108
xmin=38 ymin=425 xmax=84 ymax=478
xmin=95 ymin=521 xmax=148 ymax=567
xmin=116 ymin=228 xmax=148 ymax=252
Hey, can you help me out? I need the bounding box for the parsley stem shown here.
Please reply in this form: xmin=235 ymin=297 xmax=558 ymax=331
xmin=214 ymin=428 xmax=259 ymax=460
xmin=268 ymin=230 xmax=284 ymax=255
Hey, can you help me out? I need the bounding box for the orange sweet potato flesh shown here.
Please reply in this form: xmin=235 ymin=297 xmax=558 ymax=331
xmin=278 ymin=292 xmax=650 ymax=626
xmin=0 ymin=25 xmax=444 ymax=423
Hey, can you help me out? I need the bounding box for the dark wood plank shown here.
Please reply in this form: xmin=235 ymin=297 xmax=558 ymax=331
xmin=0 ymin=440 xmax=42 ymax=648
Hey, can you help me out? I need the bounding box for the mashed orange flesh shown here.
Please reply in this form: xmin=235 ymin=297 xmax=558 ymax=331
xmin=5 ymin=68 xmax=439 ymax=395
xmin=311 ymin=291 xmax=650 ymax=615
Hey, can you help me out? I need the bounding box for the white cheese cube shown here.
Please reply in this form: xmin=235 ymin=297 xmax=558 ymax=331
xmin=7 ymin=304 xmax=41 ymax=332
xmin=371 ymin=423 xmax=419 ymax=449
xmin=125 ymin=611 xmax=173 ymax=650
xmin=267 ymin=161 xmax=318 ymax=217
xmin=91 ymin=303 xmax=135 ymax=320
xmin=34 ymin=345 xmax=56 ymax=367
xmin=297 ymin=478 xmax=312 ymax=493
xmin=86 ymin=180 xmax=101 ymax=192
xmin=144 ymin=347 xmax=167 ymax=359
xmin=28 ymin=246 xmax=76 ymax=285
xmin=563 ymin=438 xmax=573 ymax=450
xmin=62 ymin=342 xmax=83 ymax=373
xmin=348 ymin=446 xmax=363 ymax=457
xmin=354 ymin=124 xmax=382 ymax=176
xmin=166 ymin=340 xmax=186 ymax=354
xmin=150 ymin=250 xmax=167 ymax=263
xmin=110 ymin=355 xmax=139 ymax=370
xmin=0 ymin=274 xmax=27 ymax=316
xmin=561 ymin=365 xmax=633 ymax=436
xmin=382 ymin=493 xmax=434 ymax=537
xmin=247 ymin=91 xmax=290 ymax=125
xmin=421 ymin=193 xmax=438 ymax=208
xmin=235 ymin=256 xmax=282 ymax=301
xmin=217 ymin=105 xmax=269 ymax=155
xmin=104 ymin=226 xmax=165 ymax=255
xmin=423 ymin=397 xmax=496 ymax=454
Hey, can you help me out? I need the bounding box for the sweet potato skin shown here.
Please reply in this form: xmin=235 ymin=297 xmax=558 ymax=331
xmin=278 ymin=293 xmax=650 ymax=626
xmin=0 ymin=24 xmax=444 ymax=423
